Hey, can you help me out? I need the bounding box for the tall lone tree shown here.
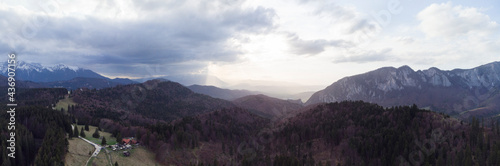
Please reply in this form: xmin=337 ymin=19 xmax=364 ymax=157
xmin=101 ymin=137 xmax=107 ymax=145
xmin=74 ymin=126 xmax=79 ymax=138
xmin=80 ymin=127 xmax=86 ymax=137
xmin=116 ymin=133 xmax=122 ymax=144
xmin=92 ymin=128 xmax=100 ymax=138
xmin=85 ymin=123 xmax=90 ymax=131
xmin=68 ymin=129 xmax=74 ymax=138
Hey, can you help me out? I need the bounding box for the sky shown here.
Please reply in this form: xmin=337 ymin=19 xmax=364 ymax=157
xmin=1 ymin=0 xmax=499 ymax=89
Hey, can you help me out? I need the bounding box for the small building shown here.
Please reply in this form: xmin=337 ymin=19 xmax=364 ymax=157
xmin=122 ymin=138 xmax=138 ymax=145
xmin=123 ymin=151 xmax=130 ymax=157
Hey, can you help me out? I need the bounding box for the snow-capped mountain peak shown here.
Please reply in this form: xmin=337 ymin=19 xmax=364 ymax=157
xmin=0 ymin=61 xmax=103 ymax=82
xmin=15 ymin=61 xmax=44 ymax=72
xmin=47 ymin=64 xmax=80 ymax=72
xmin=1 ymin=61 xmax=80 ymax=72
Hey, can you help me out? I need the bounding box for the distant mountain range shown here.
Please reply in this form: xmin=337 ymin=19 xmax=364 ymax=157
xmin=307 ymin=61 xmax=500 ymax=118
xmin=134 ymin=74 xmax=228 ymax=87
xmin=41 ymin=77 xmax=137 ymax=90
xmin=0 ymin=61 xmax=137 ymax=90
xmin=232 ymin=94 xmax=304 ymax=119
xmin=0 ymin=61 xmax=105 ymax=82
xmin=187 ymin=84 xmax=260 ymax=100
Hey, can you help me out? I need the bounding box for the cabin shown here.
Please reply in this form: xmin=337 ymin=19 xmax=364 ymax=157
xmin=122 ymin=138 xmax=138 ymax=145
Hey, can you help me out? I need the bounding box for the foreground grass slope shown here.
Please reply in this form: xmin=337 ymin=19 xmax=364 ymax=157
xmin=66 ymin=124 xmax=160 ymax=166
xmin=64 ymin=138 xmax=95 ymax=166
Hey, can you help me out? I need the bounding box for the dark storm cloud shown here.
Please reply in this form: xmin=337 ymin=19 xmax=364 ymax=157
xmin=286 ymin=33 xmax=352 ymax=56
xmin=0 ymin=0 xmax=276 ymax=77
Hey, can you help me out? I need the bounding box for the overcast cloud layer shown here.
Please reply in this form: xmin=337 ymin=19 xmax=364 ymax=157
xmin=0 ymin=0 xmax=499 ymax=86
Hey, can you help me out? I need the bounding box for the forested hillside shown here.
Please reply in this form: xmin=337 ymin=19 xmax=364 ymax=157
xmin=71 ymin=79 xmax=234 ymax=123
xmin=0 ymin=106 xmax=72 ymax=165
xmin=266 ymin=101 xmax=499 ymax=165
xmin=96 ymin=100 xmax=500 ymax=165
xmin=3 ymin=81 xmax=498 ymax=166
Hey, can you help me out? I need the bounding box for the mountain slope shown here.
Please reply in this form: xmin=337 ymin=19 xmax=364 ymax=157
xmin=233 ymin=94 xmax=303 ymax=119
xmin=306 ymin=62 xmax=500 ymax=117
xmin=150 ymin=107 xmax=270 ymax=165
xmin=268 ymin=101 xmax=495 ymax=166
xmin=187 ymin=84 xmax=259 ymax=100
xmin=0 ymin=75 xmax=44 ymax=88
xmin=71 ymin=79 xmax=235 ymax=122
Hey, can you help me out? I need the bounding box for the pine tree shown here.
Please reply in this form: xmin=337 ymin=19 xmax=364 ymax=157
xmin=116 ymin=133 xmax=122 ymax=144
xmin=80 ymin=127 xmax=86 ymax=137
xmin=101 ymin=137 xmax=107 ymax=145
xmin=92 ymin=128 xmax=100 ymax=138
xmin=68 ymin=128 xmax=73 ymax=139
xmin=74 ymin=126 xmax=79 ymax=138
xmin=115 ymin=162 xmax=119 ymax=166
xmin=85 ymin=123 xmax=89 ymax=131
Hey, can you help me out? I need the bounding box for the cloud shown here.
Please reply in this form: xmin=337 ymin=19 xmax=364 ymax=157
xmin=0 ymin=0 xmax=276 ymax=77
xmin=417 ymin=2 xmax=499 ymax=38
xmin=286 ymin=33 xmax=351 ymax=56
xmin=313 ymin=2 xmax=380 ymax=35
xmin=393 ymin=36 xmax=415 ymax=44
xmin=333 ymin=48 xmax=393 ymax=63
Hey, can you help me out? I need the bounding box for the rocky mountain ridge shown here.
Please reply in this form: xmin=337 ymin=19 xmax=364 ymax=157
xmin=307 ymin=62 xmax=500 ymax=117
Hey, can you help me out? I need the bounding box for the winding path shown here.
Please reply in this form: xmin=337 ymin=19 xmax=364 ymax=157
xmin=72 ymin=125 xmax=103 ymax=165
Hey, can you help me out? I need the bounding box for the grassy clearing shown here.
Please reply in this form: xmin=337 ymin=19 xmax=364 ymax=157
xmin=91 ymin=150 xmax=111 ymax=166
xmin=65 ymin=138 xmax=95 ymax=166
xmin=109 ymin=146 xmax=160 ymax=166
xmin=71 ymin=125 xmax=160 ymax=165
xmin=76 ymin=125 xmax=118 ymax=145
xmin=55 ymin=95 xmax=77 ymax=113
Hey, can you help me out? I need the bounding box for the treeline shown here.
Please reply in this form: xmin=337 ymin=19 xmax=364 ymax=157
xmin=0 ymin=88 xmax=67 ymax=107
xmin=0 ymin=106 xmax=72 ymax=166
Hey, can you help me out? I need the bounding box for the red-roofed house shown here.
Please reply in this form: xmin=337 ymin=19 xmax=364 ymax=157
xmin=122 ymin=138 xmax=138 ymax=145
xmin=122 ymin=138 xmax=131 ymax=144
